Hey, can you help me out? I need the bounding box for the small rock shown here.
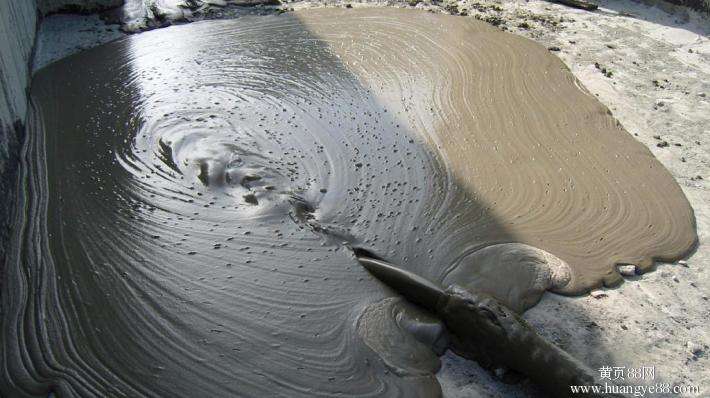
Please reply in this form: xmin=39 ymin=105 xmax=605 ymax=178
xmin=243 ymin=193 xmax=259 ymax=205
xmin=656 ymin=141 xmax=669 ymax=148
xmin=548 ymin=46 xmax=561 ymax=52
xmin=687 ymin=341 xmax=703 ymax=357
xmin=678 ymin=260 xmax=688 ymax=267
xmin=672 ymin=275 xmax=679 ymax=283
xmin=618 ymin=264 xmax=637 ymax=276
xmin=590 ymin=289 xmax=607 ymax=299
xmin=653 ymin=135 xmax=661 ymax=140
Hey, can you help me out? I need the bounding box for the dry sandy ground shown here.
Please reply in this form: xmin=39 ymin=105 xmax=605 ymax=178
xmin=35 ymin=1 xmax=708 ymax=396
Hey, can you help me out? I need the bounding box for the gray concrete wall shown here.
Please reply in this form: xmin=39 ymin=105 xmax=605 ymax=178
xmin=0 ymin=0 xmax=36 ymax=150
xmin=0 ymin=0 xmax=37 ymax=273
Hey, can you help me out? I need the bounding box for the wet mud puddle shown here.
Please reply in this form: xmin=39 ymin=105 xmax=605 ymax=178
xmin=2 ymin=8 xmax=696 ymax=397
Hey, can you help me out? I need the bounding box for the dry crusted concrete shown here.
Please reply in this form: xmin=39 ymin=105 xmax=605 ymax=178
xmin=34 ymin=0 xmax=709 ymax=396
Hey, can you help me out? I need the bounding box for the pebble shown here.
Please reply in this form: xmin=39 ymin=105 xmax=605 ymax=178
xmin=678 ymin=260 xmax=688 ymax=267
xmin=590 ymin=289 xmax=607 ymax=299
xmin=243 ymin=193 xmax=258 ymax=205
xmin=687 ymin=341 xmax=703 ymax=357
xmin=618 ymin=264 xmax=637 ymax=276
xmin=656 ymin=141 xmax=669 ymax=148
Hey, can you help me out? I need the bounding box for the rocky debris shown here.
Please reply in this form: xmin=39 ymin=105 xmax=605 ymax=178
xmin=118 ymin=0 xmax=285 ymax=32
xmin=468 ymin=2 xmax=503 ymax=13
xmin=243 ymin=193 xmax=258 ymax=205
xmin=652 ymin=78 xmax=671 ymax=88
xmin=687 ymin=341 xmax=704 ymax=358
xmin=590 ymin=289 xmax=607 ymax=299
xmin=654 ymin=99 xmax=667 ymax=109
xmin=476 ymin=14 xmax=504 ymax=26
xmin=594 ymin=62 xmax=613 ymax=78
xmin=549 ymin=0 xmax=598 ymax=11
xmin=657 ymin=140 xmax=670 ymax=148
xmin=617 ymin=264 xmax=637 ymax=276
